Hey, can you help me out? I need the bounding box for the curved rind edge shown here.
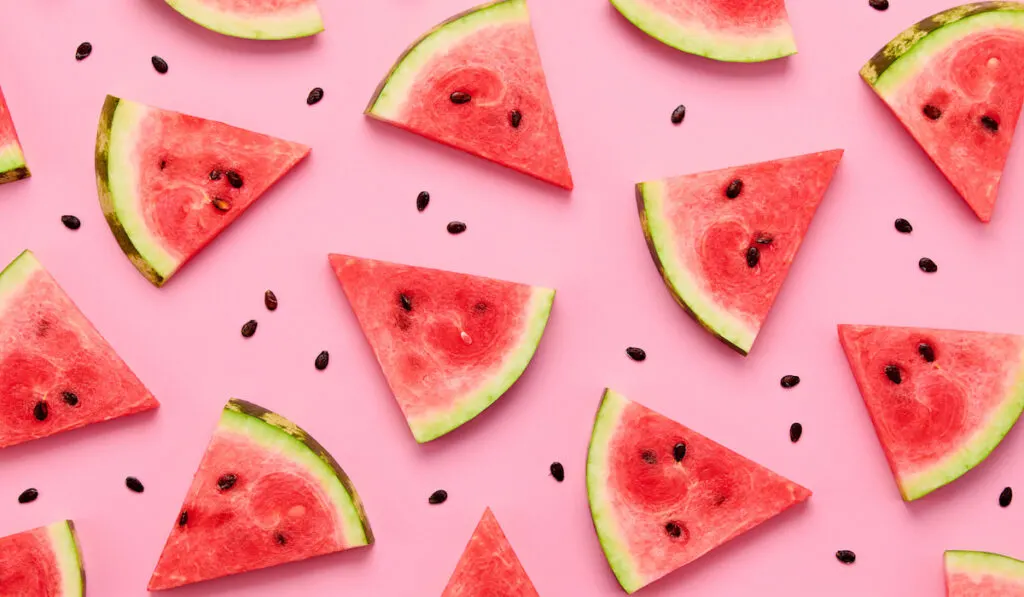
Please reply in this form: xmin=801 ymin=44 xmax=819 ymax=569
xmin=0 ymin=166 xmax=30 ymax=184
xmin=163 ymin=0 xmax=324 ymax=40
xmin=946 ymin=550 xmax=1024 ymax=578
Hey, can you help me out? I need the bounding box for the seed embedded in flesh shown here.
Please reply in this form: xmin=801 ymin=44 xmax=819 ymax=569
xmin=641 ymin=450 xmax=657 ymax=464
xmin=868 ymin=0 xmax=888 ymax=10
xmin=922 ymin=105 xmax=942 ymax=120
xmin=790 ymin=422 xmax=803 ymax=443
xmin=671 ymin=104 xmax=686 ymax=124
xmin=919 ymin=257 xmax=938 ymax=273
xmin=756 ymin=235 xmax=773 ymax=245
xmin=725 ymin=179 xmax=744 ymax=199
xmin=450 ymin=91 xmax=471 ymax=104
xmin=212 ymin=197 xmax=232 ymax=212
xmin=894 ymin=218 xmax=913 ymax=233
xmin=151 ymin=55 xmax=169 ymax=74
xmin=746 ymin=246 xmax=760 ymax=268
xmin=75 ymin=42 xmax=92 ymax=61
xmin=226 ymin=170 xmax=243 ymax=188
xmin=126 ymin=477 xmax=145 ymax=493
xmin=428 ymin=489 xmax=448 ymax=504
xmin=447 ymin=221 xmax=467 ymax=235
xmin=981 ymin=115 xmax=999 ymax=132
xmin=626 ymin=347 xmax=646 ymax=361
xmin=179 ymin=511 xmax=189 ymax=526
xmin=509 ymin=110 xmax=523 ymax=128
xmin=265 ymin=290 xmax=278 ymax=311
xmin=550 ymin=462 xmax=565 ymax=482
xmin=306 ymin=87 xmax=324 ymax=105
xmin=780 ymin=375 xmax=800 ymax=388
xmin=884 ymin=364 xmax=902 ymax=384
xmin=315 ymin=350 xmax=330 ymax=370
xmin=836 ymin=550 xmax=857 ymax=564
xmin=274 ymin=532 xmax=287 ymax=545
xmin=18 ymin=488 xmax=39 ymax=504
xmin=1000 ymin=487 xmax=1013 ymax=507
xmin=673 ymin=443 xmax=686 ymax=462
xmin=33 ymin=401 xmax=48 ymax=421
xmin=61 ymin=215 xmax=81 ymax=230
xmin=665 ymin=522 xmax=683 ymax=538
xmin=241 ymin=320 xmax=257 ymax=338
xmin=918 ymin=343 xmax=936 ymax=362
xmin=416 ymin=191 xmax=430 ymax=212
xmin=217 ymin=473 xmax=238 ymax=491
xmin=400 ymin=294 xmax=412 ymax=311
xmin=209 ymin=170 xmax=222 ymax=181
xmin=62 ymin=391 xmax=79 ymax=406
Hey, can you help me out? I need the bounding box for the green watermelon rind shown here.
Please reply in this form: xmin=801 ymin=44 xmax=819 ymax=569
xmin=222 ymin=399 xmax=374 ymax=546
xmin=0 ymin=250 xmax=43 ymax=310
xmin=946 ymin=550 xmax=1024 ymax=580
xmin=860 ymin=2 xmax=1024 ymax=94
xmin=164 ymin=0 xmax=324 ymax=40
xmin=608 ymin=0 xmax=797 ymax=63
xmin=48 ymin=520 xmax=87 ymax=596
xmin=0 ymin=142 xmax=29 ymax=184
xmin=636 ymin=182 xmax=757 ymax=355
xmin=408 ymin=287 xmax=555 ymax=443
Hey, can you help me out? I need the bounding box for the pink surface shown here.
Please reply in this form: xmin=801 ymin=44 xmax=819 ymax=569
xmin=0 ymin=0 xmax=1022 ymax=595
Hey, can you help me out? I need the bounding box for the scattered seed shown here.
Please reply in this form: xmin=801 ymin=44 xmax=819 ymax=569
xmin=212 ymin=197 xmax=232 ymax=212
xmin=18 ymin=488 xmax=39 ymax=504
xmin=780 ymin=375 xmax=801 ymax=388
xmin=746 ymin=246 xmax=760 ymax=268
xmin=836 ymin=550 xmax=857 ymax=564
xmin=151 ymin=56 xmax=169 ymax=74
xmin=241 ymin=320 xmax=258 ymax=338
xmin=450 ymin=91 xmax=471 ymax=104
xmin=416 ymin=191 xmax=430 ymax=212
xmin=868 ymin=0 xmax=888 ymax=10
xmin=981 ymin=115 xmax=999 ymax=132
xmin=61 ymin=215 xmax=81 ymax=230
xmin=125 ymin=476 xmax=145 ymax=493
xmin=447 ymin=221 xmax=467 ymax=235
xmin=641 ymin=450 xmax=657 ymax=464
xmin=550 ymin=462 xmax=565 ymax=482
xmin=1000 ymin=487 xmax=1013 ymax=507
xmin=626 ymin=347 xmax=646 ymax=362
xmin=919 ymin=257 xmax=938 ymax=273
xmin=894 ymin=218 xmax=913 ymax=233
xmin=755 ymin=234 xmax=773 ymax=245
xmin=884 ymin=364 xmax=902 ymax=384
xmin=315 ymin=350 xmax=330 ymax=370
xmin=428 ymin=489 xmax=448 ymax=504
xmin=790 ymin=422 xmax=803 ymax=443
xmin=509 ymin=110 xmax=523 ymax=128
xmin=673 ymin=443 xmax=686 ymax=462
xmin=62 ymin=391 xmax=79 ymax=406
xmin=306 ymin=87 xmax=324 ymax=105
xmin=725 ymin=179 xmax=744 ymax=199
xmin=217 ymin=473 xmax=238 ymax=491
xmin=665 ymin=522 xmax=683 ymax=538
xmin=179 ymin=511 xmax=189 ymax=526
xmin=265 ymin=290 xmax=278 ymax=311
xmin=226 ymin=170 xmax=243 ymax=189
xmin=671 ymin=105 xmax=686 ymax=125
xmin=274 ymin=532 xmax=287 ymax=545
xmin=209 ymin=170 xmax=223 ymax=181
xmin=75 ymin=42 xmax=93 ymax=61
xmin=918 ymin=343 xmax=936 ymax=363
xmin=922 ymin=105 xmax=942 ymax=120
xmin=33 ymin=401 xmax=48 ymax=421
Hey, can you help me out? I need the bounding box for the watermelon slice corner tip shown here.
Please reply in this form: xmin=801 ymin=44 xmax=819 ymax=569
xmin=441 ymin=508 xmax=540 ymax=597
xmin=0 ymin=520 xmax=85 ymax=596
xmin=946 ymin=550 xmax=1024 ymax=595
xmin=0 ymin=85 xmax=30 ymax=184
xmin=164 ymin=0 xmax=325 ymax=40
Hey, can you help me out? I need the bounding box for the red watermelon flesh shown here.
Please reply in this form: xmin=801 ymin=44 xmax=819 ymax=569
xmin=0 ymin=250 xmax=158 ymax=449
xmin=838 ymin=325 xmax=1024 ymax=501
xmin=587 ymin=389 xmax=810 ymax=593
xmin=441 ymin=508 xmax=539 ymax=597
xmin=637 ymin=150 xmax=843 ymax=355
xmin=365 ymin=0 xmax=572 ymax=189
xmin=0 ymin=86 xmax=29 ymax=184
xmin=0 ymin=521 xmax=85 ymax=596
xmin=946 ymin=550 xmax=1024 ymax=596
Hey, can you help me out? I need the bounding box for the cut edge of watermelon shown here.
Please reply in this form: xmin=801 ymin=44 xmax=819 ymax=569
xmin=0 ymin=142 xmax=29 ymax=184
xmin=946 ymin=550 xmax=1024 ymax=581
xmin=48 ymin=520 xmax=87 ymax=596
xmin=164 ymin=0 xmax=324 ymax=40
xmin=0 ymin=249 xmax=44 ymax=310
xmin=409 ymin=285 xmax=555 ymax=443
xmin=222 ymin=398 xmax=375 ymax=546
xmin=636 ymin=182 xmax=757 ymax=355
xmin=608 ymin=0 xmax=797 ymax=63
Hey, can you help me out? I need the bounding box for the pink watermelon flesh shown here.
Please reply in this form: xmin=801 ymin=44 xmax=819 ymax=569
xmin=441 ymin=508 xmax=539 ymax=597
xmin=0 ymin=522 xmax=80 ymax=596
xmin=946 ymin=551 xmax=1024 ymax=596
xmin=0 ymin=251 xmax=158 ymax=449
xmin=0 ymin=86 xmax=29 ymax=183
xmin=838 ymin=325 xmax=1024 ymax=500
xmin=587 ymin=389 xmax=810 ymax=592
xmin=640 ymin=0 xmax=788 ymax=35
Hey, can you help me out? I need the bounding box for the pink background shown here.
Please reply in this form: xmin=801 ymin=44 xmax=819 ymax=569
xmin=1 ymin=0 xmax=1023 ymax=594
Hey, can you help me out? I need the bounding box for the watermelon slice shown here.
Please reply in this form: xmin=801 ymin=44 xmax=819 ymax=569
xmin=587 ymin=388 xmax=811 ymax=593
xmin=838 ymin=325 xmax=1024 ymax=501
xmin=95 ymin=95 xmax=310 ymax=287
xmin=329 ymin=254 xmax=555 ymax=443
xmin=637 ymin=150 xmax=843 ymax=355
xmin=946 ymin=550 xmax=1024 ymax=596
xmin=0 ymin=85 xmax=29 ymax=184
xmin=860 ymin=2 xmax=1024 ymax=222
xmin=0 ymin=520 xmax=85 ymax=596
xmin=0 ymin=250 xmax=159 ymax=449
xmin=441 ymin=508 xmax=540 ymax=596
xmin=164 ymin=0 xmax=324 ymax=40
xmin=609 ymin=0 xmax=798 ymax=62
xmin=148 ymin=398 xmax=373 ymax=591
xmin=365 ymin=0 xmax=572 ymax=189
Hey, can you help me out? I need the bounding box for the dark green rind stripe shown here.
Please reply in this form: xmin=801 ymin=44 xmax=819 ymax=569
xmin=66 ymin=521 xmax=87 ymax=596
xmin=225 ymin=399 xmax=375 ymax=544
xmin=95 ymin=95 xmax=166 ymax=287
xmin=0 ymin=166 xmax=30 ymax=184
xmin=861 ymin=2 xmax=1024 ymax=85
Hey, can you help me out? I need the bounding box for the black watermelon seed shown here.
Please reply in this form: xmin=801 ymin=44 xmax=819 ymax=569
xmin=265 ymin=290 xmax=278 ymax=311
xmin=725 ymin=179 xmax=744 ymax=199
xmin=780 ymin=375 xmax=801 ymax=388
xmin=918 ymin=343 xmax=936 ymax=363
xmin=126 ymin=476 xmax=145 ymax=493
xmin=400 ymin=294 xmax=412 ymax=311
xmin=884 ymin=364 xmax=902 ymax=384
xmin=447 ymin=221 xmax=467 ymax=235
xmin=274 ymin=532 xmax=287 ymax=545
xmin=61 ymin=215 xmax=81 ymax=230
xmin=509 ymin=110 xmax=523 ymax=128
xmin=673 ymin=442 xmax=686 ymax=462
xmin=919 ymin=257 xmax=938 ymax=273
xmin=474 ymin=302 xmax=488 ymax=313
xmin=450 ymin=91 xmax=471 ymax=104
xmin=151 ymin=56 xmax=169 ymax=74
xmin=665 ymin=522 xmax=683 ymax=538
xmin=315 ymin=351 xmax=330 ymax=370
xmin=75 ymin=42 xmax=93 ymax=61
xmin=226 ymin=170 xmax=243 ymax=189
xmin=894 ymin=218 xmax=913 ymax=233
xmin=746 ymin=246 xmax=760 ymax=268
xmin=33 ymin=401 xmax=48 ymax=421
xmin=1000 ymin=487 xmax=1013 ymax=507
xmin=217 ymin=473 xmax=238 ymax=491
xmin=790 ymin=422 xmax=803 ymax=443
xmin=160 ymin=159 xmax=168 ymax=170
xmin=209 ymin=170 xmax=222 ymax=181
xmin=626 ymin=347 xmax=647 ymax=361
xmin=416 ymin=191 xmax=430 ymax=212
xmin=755 ymin=234 xmax=773 ymax=245
xmin=836 ymin=550 xmax=857 ymax=564
xmin=981 ymin=115 xmax=999 ymax=132
xmin=868 ymin=0 xmax=888 ymax=10
xmin=641 ymin=450 xmax=657 ymax=464
xmin=179 ymin=510 xmax=189 ymax=526
xmin=62 ymin=391 xmax=79 ymax=407
xmin=18 ymin=488 xmax=39 ymax=504
xmin=671 ymin=105 xmax=686 ymax=125
xmin=428 ymin=489 xmax=448 ymax=504
xmin=212 ymin=197 xmax=232 ymax=212
xmin=550 ymin=462 xmax=565 ymax=482
xmin=306 ymin=87 xmax=324 ymax=105
xmin=922 ymin=105 xmax=942 ymax=120
xmin=241 ymin=320 xmax=257 ymax=338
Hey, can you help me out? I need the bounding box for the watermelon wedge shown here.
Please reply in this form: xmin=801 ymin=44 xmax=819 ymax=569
xmin=637 ymin=150 xmax=843 ymax=355
xmin=838 ymin=325 xmax=1024 ymax=501
xmin=329 ymin=254 xmax=555 ymax=443
xmin=587 ymin=388 xmax=811 ymax=593
xmin=610 ymin=0 xmax=798 ymax=62
xmin=946 ymin=550 xmax=1024 ymax=596
xmin=0 ymin=250 xmax=159 ymax=449
xmin=164 ymin=0 xmax=324 ymax=40
xmin=95 ymin=95 xmax=310 ymax=287
xmin=0 ymin=520 xmax=85 ymax=596
xmin=441 ymin=508 xmax=540 ymax=597
xmin=0 ymin=85 xmax=29 ymax=184
xmin=860 ymin=2 xmax=1024 ymax=222
xmin=148 ymin=398 xmax=373 ymax=591
xmin=365 ymin=0 xmax=572 ymax=189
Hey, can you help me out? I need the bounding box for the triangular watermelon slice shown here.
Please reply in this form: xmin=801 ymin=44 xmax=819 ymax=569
xmin=637 ymin=150 xmax=843 ymax=355
xmin=0 ymin=85 xmax=29 ymax=184
xmin=946 ymin=550 xmax=1024 ymax=596
xmin=838 ymin=324 xmax=1024 ymax=501
xmin=610 ymin=0 xmax=798 ymax=62
xmin=164 ymin=0 xmax=324 ymax=40
xmin=0 ymin=520 xmax=85 ymax=596
xmin=365 ymin=0 xmax=572 ymax=189
xmin=329 ymin=254 xmax=555 ymax=443
xmin=148 ymin=399 xmax=373 ymax=591
xmin=860 ymin=3 xmax=1024 ymax=222
xmin=441 ymin=508 xmax=540 ymax=597
xmin=95 ymin=95 xmax=310 ymax=287
xmin=587 ymin=389 xmax=811 ymax=593
xmin=0 ymin=250 xmax=159 ymax=449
